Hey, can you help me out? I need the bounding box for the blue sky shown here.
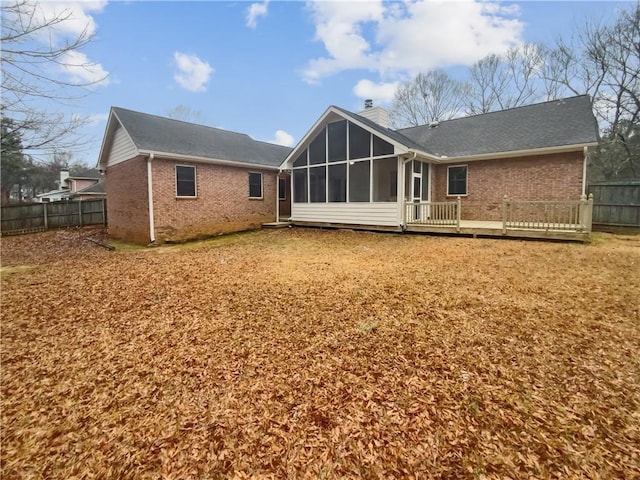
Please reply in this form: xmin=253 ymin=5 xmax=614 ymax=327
xmin=15 ymin=0 xmax=632 ymax=166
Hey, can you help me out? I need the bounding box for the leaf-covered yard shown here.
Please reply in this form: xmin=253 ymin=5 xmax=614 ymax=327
xmin=1 ymin=227 xmax=639 ymax=479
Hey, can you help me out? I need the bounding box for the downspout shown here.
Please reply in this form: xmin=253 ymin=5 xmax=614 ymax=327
xmin=582 ymin=146 xmax=589 ymax=196
xmin=275 ymin=171 xmax=280 ymax=223
xmin=147 ymin=153 xmax=156 ymax=244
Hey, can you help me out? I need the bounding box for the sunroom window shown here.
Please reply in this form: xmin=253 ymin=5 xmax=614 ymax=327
xmin=292 ymin=119 xmax=397 ymax=204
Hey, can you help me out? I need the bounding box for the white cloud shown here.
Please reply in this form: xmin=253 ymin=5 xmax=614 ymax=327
xmin=88 ymin=112 xmax=109 ymax=125
xmin=303 ymin=0 xmax=523 ymax=83
xmin=268 ymin=130 xmax=295 ymax=147
xmin=173 ymin=52 xmax=214 ymax=93
xmin=6 ymin=1 xmax=110 ymax=86
xmin=59 ymin=50 xmax=110 ymax=86
xmin=246 ymin=1 xmax=269 ymax=29
xmin=353 ymin=79 xmax=398 ymax=104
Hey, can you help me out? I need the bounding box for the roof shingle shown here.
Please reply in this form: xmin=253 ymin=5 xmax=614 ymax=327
xmin=112 ymin=107 xmax=291 ymax=168
xmin=396 ymin=95 xmax=599 ymax=157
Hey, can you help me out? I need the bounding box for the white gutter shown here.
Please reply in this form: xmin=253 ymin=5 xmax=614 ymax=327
xmin=582 ymin=146 xmax=589 ymax=195
xmin=425 ymin=142 xmax=599 ymax=164
xmin=138 ymin=150 xmax=280 ymax=171
xmin=147 ymin=153 xmax=156 ymax=244
xmin=275 ymin=174 xmax=280 ymax=223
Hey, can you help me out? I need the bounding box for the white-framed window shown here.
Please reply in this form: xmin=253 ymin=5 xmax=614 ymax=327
xmin=278 ymin=178 xmax=287 ymax=201
xmin=176 ymin=165 xmax=196 ymax=197
xmin=249 ymin=172 xmax=263 ymax=199
xmin=447 ymin=165 xmax=468 ymax=196
xmin=291 ymin=120 xmax=397 ymax=204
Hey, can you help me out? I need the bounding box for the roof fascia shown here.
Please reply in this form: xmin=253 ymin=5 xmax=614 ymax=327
xmin=279 ymin=106 xmax=335 ymax=169
xmin=97 ymin=108 xmax=140 ymax=170
xmin=139 ymin=150 xmax=280 ymax=171
xmin=432 ymin=142 xmax=599 ymax=164
xmin=279 ymin=106 xmax=420 ymax=170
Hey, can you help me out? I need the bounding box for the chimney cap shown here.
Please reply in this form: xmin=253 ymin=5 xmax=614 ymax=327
xmin=364 ymin=99 xmax=373 ymax=109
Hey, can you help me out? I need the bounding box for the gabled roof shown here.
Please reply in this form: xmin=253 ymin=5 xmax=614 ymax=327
xmin=70 ymin=168 xmax=102 ymax=180
xmin=100 ymin=107 xmax=291 ymax=169
xmin=397 ymin=95 xmax=599 ymax=158
xmin=280 ymin=95 xmax=599 ymax=169
xmin=74 ymin=179 xmax=105 ymax=195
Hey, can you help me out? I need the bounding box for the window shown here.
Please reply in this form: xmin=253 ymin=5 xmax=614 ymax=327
xmin=373 ymin=135 xmax=394 ymax=156
xmin=293 ymin=150 xmax=307 ymax=167
xmin=349 ymin=122 xmax=370 ymax=159
xmin=349 ymin=160 xmax=370 ymax=202
xmin=278 ymin=178 xmax=287 ymax=201
xmin=249 ymin=172 xmax=263 ymax=199
xmin=309 ymin=129 xmax=326 ymax=165
xmin=176 ymin=165 xmax=196 ymax=197
xmin=309 ymin=166 xmax=326 ymax=202
xmin=328 ymin=120 xmax=347 ymax=162
xmin=328 ymin=163 xmax=347 ymax=202
xmin=447 ymin=165 xmax=467 ymax=196
xmin=291 ymin=120 xmax=398 ymax=204
xmin=293 ymin=170 xmax=307 ymax=203
xmin=372 ymin=157 xmax=397 ymax=202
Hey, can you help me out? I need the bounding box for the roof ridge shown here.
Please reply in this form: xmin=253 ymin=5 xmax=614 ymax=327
xmin=396 ymin=94 xmax=591 ymax=132
xmin=111 ymin=106 xmax=255 ymax=140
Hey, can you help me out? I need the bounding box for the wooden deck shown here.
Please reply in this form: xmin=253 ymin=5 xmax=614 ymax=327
xmin=405 ymin=220 xmax=591 ymax=242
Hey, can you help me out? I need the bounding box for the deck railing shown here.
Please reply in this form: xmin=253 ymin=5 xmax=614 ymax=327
xmin=502 ymin=194 xmax=593 ymax=233
xmin=404 ymin=197 xmax=461 ymax=231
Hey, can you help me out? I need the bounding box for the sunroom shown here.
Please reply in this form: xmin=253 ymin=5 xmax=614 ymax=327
xmin=278 ymin=99 xmax=598 ymax=241
xmin=280 ymin=107 xmax=430 ymax=230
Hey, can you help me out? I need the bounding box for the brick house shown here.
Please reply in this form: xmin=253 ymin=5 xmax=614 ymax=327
xmin=98 ymin=107 xmax=291 ymax=244
xmin=279 ymin=95 xmax=599 ymax=237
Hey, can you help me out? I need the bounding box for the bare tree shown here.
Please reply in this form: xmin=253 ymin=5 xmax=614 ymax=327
xmin=166 ymin=105 xmax=209 ymax=125
xmin=466 ymin=43 xmax=545 ymax=115
xmin=542 ymin=3 xmax=639 ymax=180
xmin=1 ymin=0 xmax=108 ymax=156
xmin=390 ymin=70 xmax=469 ymax=128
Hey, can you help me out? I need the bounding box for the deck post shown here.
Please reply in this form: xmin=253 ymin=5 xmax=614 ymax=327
xmin=456 ymin=196 xmax=461 ymax=232
xmin=502 ymin=195 xmax=508 ymax=234
xmin=580 ymin=193 xmax=594 ymax=234
xmin=43 ymin=203 xmax=48 ymax=230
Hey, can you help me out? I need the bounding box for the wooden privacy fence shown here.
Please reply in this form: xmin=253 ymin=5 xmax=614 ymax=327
xmin=1 ymin=199 xmax=107 ymax=236
xmin=588 ymin=181 xmax=640 ymax=228
xmin=502 ymin=195 xmax=593 ymax=233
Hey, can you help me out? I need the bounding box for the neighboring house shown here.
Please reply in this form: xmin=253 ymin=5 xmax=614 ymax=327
xmin=97 ymin=107 xmax=292 ymax=244
xmin=279 ymin=95 xmax=599 ymax=236
xmin=35 ymin=168 xmax=105 ymax=203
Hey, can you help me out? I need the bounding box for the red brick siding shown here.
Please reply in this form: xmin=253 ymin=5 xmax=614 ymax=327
xmin=151 ymin=159 xmax=277 ymax=243
xmin=432 ymin=152 xmax=584 ymax=220
xmin=105 ymin=156 xmax=150 ymax=244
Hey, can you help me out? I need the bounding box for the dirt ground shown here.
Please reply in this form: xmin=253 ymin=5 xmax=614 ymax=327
xmin=1 ymin=227 xmax=639 ymax=479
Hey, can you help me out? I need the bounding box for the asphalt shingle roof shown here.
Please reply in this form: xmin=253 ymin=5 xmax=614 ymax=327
xmin=396 ymin=95 xmax=599 ymax=158
xmin=71 ymin=168 xmax=102 ymax=179
xmin=75 ymin=180 xmax=105 ymax=194
xmin=112 ymin=107 xmax=291 ymax=168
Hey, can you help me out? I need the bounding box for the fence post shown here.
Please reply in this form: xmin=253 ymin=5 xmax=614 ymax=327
xmin=102 ymin=198 xmax=107 ymax=226
xmin=78 ymin=199 xmax=83 ymax=227
xmin=585 ymin=193 xmax=593 ymax=233
xmin=456 ymin=196 xmax=461 ymax=232
xmin=502 ymin=195 xmax=508 ymax=234
xmin=43 ymin=203 xmax=48 ymax=230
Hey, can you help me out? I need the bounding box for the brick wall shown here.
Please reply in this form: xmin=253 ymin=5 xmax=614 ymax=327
xmin=151 ymin=159 xmax=277 ymax=243
xmin=432 ymin=151 xmax=584 ymax=220
xmin=105 ymin=156 xmax=150 ymax=244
